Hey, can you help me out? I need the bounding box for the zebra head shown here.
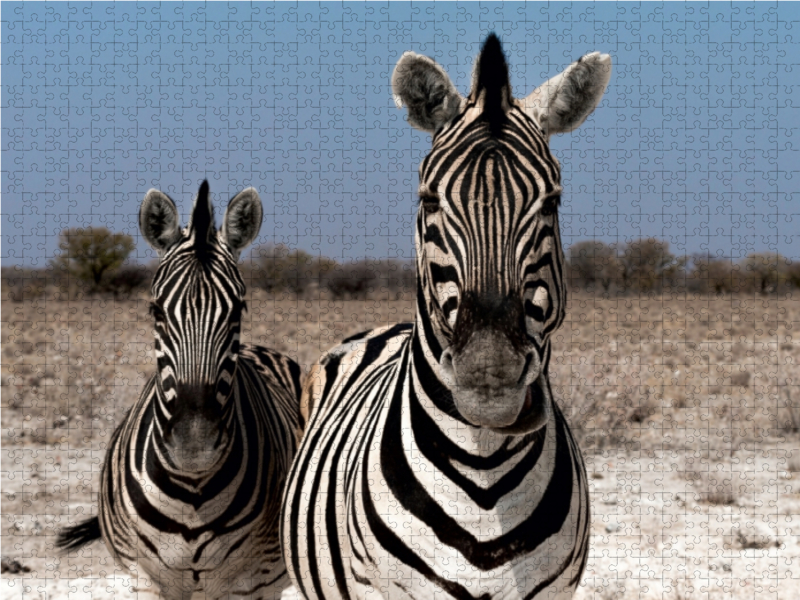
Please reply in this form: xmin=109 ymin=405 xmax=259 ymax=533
xmin=393 ymin=34 xmax=611 ymax=433
xmin=138 ymin=180 xmax=263 ymax=471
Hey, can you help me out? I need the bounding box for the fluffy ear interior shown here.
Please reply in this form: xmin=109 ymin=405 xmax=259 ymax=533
xmin=392 ymin=51 xmax=463 ymax=134
xmin=522 ymin=52 xmax=612 ymax=137
xmin=222 ymin=187 xmax=263 ymax=257
xmin=139 ymin=189 xmax=182 ymax=253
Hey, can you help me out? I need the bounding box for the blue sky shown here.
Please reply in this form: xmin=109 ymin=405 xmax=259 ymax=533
xmin=3 ymin=2 xmax=799 ymax=266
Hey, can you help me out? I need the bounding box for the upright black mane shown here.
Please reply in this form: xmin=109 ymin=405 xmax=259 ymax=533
xmin=474 ymin=33 xmax=511 ymax=135
xmin=190 ymin=179 xmax=215 ymax=262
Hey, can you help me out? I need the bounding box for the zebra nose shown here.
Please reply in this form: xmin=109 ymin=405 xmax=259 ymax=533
xmin=451 ymin=331 xmax=528 ymax=388
xmin=439 ymin=330 xmax=544 ymax=429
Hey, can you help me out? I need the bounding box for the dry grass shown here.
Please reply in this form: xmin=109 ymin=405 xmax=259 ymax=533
xmin=555 ymin=294 xmax=800 ymax=454
xmin=4 ymin=292 xmax=798 ymax=455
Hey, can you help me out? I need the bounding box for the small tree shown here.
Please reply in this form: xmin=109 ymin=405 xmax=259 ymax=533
xmin=52 ymin=227 xmax=135 ymax=291
xmin=688 ymin=254 xmax=736 ymax=294
xmin=568 ymin=241 xmax=619 ymax=292
xmin=742 ymin=253 xmax=788 ymax=294
xmin=618 ymin=238 xmax=686 ymax=293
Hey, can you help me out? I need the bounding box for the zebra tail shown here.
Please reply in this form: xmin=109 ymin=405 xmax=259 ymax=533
xmin=56 ymin=516 xmax=101 ymax=552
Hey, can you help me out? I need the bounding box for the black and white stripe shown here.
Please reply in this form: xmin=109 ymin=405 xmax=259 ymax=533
xmin=283 ymin=34 xmax=611 ymax=600
xmin=58 ymin=181 xmax=301 ymax=600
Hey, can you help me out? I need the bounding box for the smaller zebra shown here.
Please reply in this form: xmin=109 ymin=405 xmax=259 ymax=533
xmin=57 ymin=181 xmax=302 ymax=600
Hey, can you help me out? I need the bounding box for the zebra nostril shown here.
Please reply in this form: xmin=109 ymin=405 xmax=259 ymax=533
xmin=440 ymin=349 xmax=453 ymax=369
xmin=439 ymin=349 xmax=456 ymax=384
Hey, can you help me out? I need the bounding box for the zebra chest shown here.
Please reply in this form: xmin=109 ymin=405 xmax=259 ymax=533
xmin=343 ymin=400 xmax=582 ymax=600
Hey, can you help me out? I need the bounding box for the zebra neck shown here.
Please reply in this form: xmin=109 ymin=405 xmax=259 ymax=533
xmin=390 ymin=343 xmax=560 ymax=524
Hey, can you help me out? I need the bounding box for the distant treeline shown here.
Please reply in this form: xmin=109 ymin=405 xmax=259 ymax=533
xmin=567 ymin=238 xmax=800 ymax=296
xmin=1 ymin=227 xmax=798 ymax=301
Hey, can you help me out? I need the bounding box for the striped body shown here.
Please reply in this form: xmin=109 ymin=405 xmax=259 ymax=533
xmin=285 ymin=321 xmax=589 ymax=600
xmin=102 ymin=345 xmax=300 ymax=599
xmin=283 ymin=35 xmax=611 ymax=600
xmin=58 ymin=182 xmax=302 ymax=600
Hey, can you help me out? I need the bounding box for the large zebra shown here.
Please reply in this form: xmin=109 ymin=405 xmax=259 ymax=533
xmin=57 ymin=181 xmax=302 ymax=600
xmin=282 ymin=34 xmax=611 ymax=600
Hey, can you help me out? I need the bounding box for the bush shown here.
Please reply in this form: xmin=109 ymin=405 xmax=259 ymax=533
xmin=618 ymin=238 xmax=686 ymax=293
xmin=687 ymin=254 xmax=737 ymax=294
xmin=568 ymin=241 xmax=619 ymax=293
xmin=740 ymin=253 xmax=789 ymax=294
xmin=1 ymin=267 xmax=49 ymax=302
xmin=249 ymin=244 xmax=337 ymax=297
xmin=50 ymin=227 xmax=135 ymax=292
xmin=103 ymin=262 xmax=154 ymax=298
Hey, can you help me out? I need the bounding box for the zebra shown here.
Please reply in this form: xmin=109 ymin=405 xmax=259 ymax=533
xmin=282 ymin=34 xmax=611 ymax=600
xmin=57 ymin=181 xmax=302 ymax=600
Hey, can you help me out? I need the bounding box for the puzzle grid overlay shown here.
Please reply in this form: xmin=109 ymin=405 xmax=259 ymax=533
xmin=2 ymin=3 xmax=800 ymax=599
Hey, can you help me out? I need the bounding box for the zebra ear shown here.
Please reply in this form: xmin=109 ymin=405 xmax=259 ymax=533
xmin=392 ymin=51 xmax=463 ymax=134
xmin=521 ymin=52 xmax=611 ymax=137
xmin=139 ymin=189 xmax=182 ymax=254
xmin=222 ymin=187 xmax=263 ymax=258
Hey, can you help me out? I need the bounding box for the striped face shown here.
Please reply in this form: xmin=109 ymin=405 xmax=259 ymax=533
xmin=139 ymin=181 xmax=263 ymax=470
xmin=393 ymin=34 xmax=610 ymax=432
xmin=417 ymin=107 xmax=567 ymax=358
xmin=150 ymin=234 xmax=246 ymax=414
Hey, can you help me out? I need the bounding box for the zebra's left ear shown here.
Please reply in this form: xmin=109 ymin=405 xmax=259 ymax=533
xmin=221 ymin=188 xmax=263 ymax=258
xmin=392 ymin=51 xmax=463 ymax=134
xmin=521 ymin=52 xmax=611 ymax=137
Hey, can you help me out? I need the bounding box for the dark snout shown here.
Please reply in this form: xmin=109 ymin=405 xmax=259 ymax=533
xmin=164 ymin=384 xmax=229 ymax=472
xmin=440 ymin=329 xmax=546 ymax=430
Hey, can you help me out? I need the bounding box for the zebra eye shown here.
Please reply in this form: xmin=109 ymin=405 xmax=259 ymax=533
xmin=540 ymin=195 xmax=560 ymax=217
xmin=419 ymin=194 xmax=440 ymax=214
xmin=149 ymin=302 xmax=166 ymax=322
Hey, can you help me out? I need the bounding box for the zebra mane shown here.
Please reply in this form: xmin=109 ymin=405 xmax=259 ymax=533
xmin=187 ymin=180 xmax=216 ymax=262
xmin=473 ymin=32 xmax=511 ymax=135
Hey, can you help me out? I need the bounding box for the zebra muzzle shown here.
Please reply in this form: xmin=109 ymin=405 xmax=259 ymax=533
xmin=439 ymin=331 xmax=548 ymax=432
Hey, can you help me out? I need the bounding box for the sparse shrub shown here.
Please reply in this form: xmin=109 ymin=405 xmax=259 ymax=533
xmin=687 ymin=254 xmax=738 ymax=294
xmin=618 ymin=238 xmax=686 ymax=293
xmin=1 ymin=267 xmax=48 ymax=302
xmin=568 ymin=389 xmax=653 ymax=452
xmin=326 ymin=261 xmax=378 ymax=300
xmin=568 ymin=240 xmax=620 ymax=293
xmin=693 ymin=468 xmax=737 ymax=505
xmin=103 ymin=262 xmax=154 ymax=298
xmin=730 ymin=370 xmax=751 ymax=388
xmin=50 ymin=227 xmax=135 ymax=292
xmin=780 ymin=387 xmax=800 ymax=434
xmin=740 ymin=252 xmax=790 ymax=295
xmin=249 ymin=243 xmax=337 ymax=297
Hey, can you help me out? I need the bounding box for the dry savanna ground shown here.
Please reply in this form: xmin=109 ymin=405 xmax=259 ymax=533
xmin=2 ymin=291 xmax=799 ymax=599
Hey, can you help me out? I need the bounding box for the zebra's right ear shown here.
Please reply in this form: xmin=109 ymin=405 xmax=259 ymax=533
xmin=139 ymin=189 xmax=182 ymax=254
xmin=392 ymin=51 xmax=463 ymax=134
xmin=222 ymin=187 xmax=263 ymax=259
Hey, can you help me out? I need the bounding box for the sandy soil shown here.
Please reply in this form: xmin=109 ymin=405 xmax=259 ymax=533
xmin=3 ymin=293 xmax=799 ymax=599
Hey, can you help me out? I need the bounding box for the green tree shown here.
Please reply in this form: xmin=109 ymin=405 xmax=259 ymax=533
xmin=52 ymin=227 xmax=135 ymax=290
